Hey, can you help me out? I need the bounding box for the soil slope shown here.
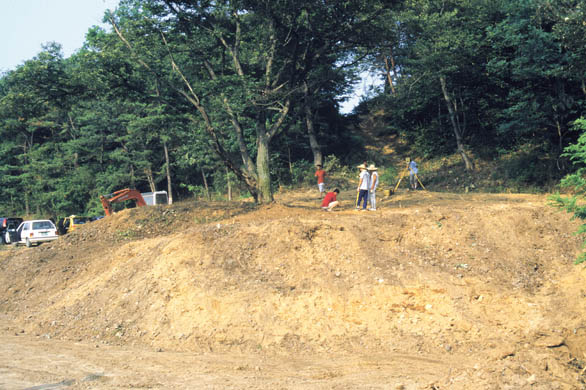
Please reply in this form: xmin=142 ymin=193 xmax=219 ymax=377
xmin=1 ymin=189 xmax=585 ymax=389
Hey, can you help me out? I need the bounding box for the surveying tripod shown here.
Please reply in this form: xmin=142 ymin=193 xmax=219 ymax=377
xmin=394 ymin=159 xmax=425 ymax=192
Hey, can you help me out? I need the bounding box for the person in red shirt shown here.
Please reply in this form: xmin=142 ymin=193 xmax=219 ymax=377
xmin=314 ymin=164 xmax=326 ymax=197
xmin=321 ymin=188 xmax=340 ymax=211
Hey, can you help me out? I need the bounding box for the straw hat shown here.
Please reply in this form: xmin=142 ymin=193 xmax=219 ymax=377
xmin=357 ymin=164 xmax=367 ymax=169
xmin=368 ymin=164 xmax=377 ymax=170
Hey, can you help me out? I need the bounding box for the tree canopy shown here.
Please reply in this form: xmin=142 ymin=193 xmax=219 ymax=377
xmin=0 ymin=0 xmax=584 ymax=217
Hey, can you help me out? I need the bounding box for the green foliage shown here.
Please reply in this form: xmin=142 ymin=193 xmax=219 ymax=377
xmin=378 ymin=166 xmax=399 ymax=189
xmin=365 ymin=0 xmax=584 ymax=174
xmin=491 ymin=143 xmax=561 ymax=189
xmin=181 ymin=184 xmax=207 ymax=200
xmin=289 ymin=160 xmax=315 ymax=187
xmin=323 ymin=154 xmax=343 ymax=174
xmin=0 ymin=0 xmax=585 ymax=217
xmin=551 ymin=118 xmax=586 ymax=264
xmin=485 ymin=0 xmax=580 ymax=154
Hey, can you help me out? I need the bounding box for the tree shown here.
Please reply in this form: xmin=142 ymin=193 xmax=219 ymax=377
xmin=368 ymin=0 xmax=502 ymax=170
xmin=487 ymin=0 xmax=583 ymax=164
xmin=106 ymin=0 xmax=389 ymax=202
xmin=105 ymin=0 xmax=297 ymax=203
xmin=0 ymin=43 xmax=72 ymax=215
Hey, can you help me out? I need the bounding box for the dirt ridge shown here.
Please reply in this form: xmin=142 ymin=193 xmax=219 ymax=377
xmin=1 ymin=189 xmax=586 ymax=388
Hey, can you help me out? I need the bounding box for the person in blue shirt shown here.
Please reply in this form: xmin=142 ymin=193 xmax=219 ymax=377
xmin=408 ymin=158 xmax=418 ymax=190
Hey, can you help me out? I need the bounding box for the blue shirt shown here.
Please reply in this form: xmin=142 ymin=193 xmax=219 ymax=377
xmin=409 ymin=161 xmax=418 ymax=174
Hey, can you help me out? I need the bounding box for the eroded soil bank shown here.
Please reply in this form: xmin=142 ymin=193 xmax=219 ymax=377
xmin=1 ymin=190 xmax=585 ymax=389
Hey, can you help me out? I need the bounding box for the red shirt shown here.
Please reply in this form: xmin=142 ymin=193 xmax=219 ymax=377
xmin=315 ymin=169 xmax=326 ymax=184
xmin=321 ymin=191 xmax=337 ymax=207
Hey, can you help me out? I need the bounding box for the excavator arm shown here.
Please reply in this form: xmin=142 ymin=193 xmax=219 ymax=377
xmin=100 ymin=188 xmax=147 ymax=216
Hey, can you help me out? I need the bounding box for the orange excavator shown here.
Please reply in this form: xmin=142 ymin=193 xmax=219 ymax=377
xmin=100 ymin=188 xmax=147 ymax=216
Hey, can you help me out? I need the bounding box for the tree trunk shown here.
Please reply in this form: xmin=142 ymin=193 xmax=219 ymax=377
xmin=287 ymin=143 xmax=293 ymax=175
xmin=303 ymin=81 xmax=323 ymax=167
xmin=22 ymin=140 xmax=30 ymax=215
xmin=556 ymin=119 xmax=564 ymax=154
xmin=163 ymin=140 xmax=173 ymax=204
xmin=145 ymin=167 xmax=156 ymax=192
xmin=439 ymin=76 xmax=475 ymax=171
xmin=129 ymin=164 xmax=135 ymax=188
xmin=555 ymin=119 xmax=567 ymax=171
xmin=201 ymin=167 xmax=210 ymax=200
xmin=383 ymin=49 xmax=397 ymax=95
xmin=256 ymin=133 xmax=273 ymax=203
xmin=226 ymin=166 xmax=232 ymax=201
xmin=24 ymin=192 xmax=30 ymax=216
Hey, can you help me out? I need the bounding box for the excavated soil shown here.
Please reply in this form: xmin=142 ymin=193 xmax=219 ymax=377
xmin=1 ymin=189 xmax=585 ymax=389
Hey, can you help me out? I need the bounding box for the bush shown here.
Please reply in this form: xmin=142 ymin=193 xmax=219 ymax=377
xmin=378 ymin=166 xmax=399 ymax=189
xmin=551 ymin=118 xmax=586 ymax=264
xmin=323 ymin=154 xmax=343 ymax=173
xmin=290 ymin=160 xmax=315 ymax=186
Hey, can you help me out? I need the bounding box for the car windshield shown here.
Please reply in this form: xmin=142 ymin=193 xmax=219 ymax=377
xmin=32 ymin=221 xmax=54 ymax=230
xmin=73 ymin=217 xmax=89 ymax=224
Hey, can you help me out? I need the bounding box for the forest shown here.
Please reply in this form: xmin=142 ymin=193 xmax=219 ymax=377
xmin=0 ymin=0 xmax=585 ymax=217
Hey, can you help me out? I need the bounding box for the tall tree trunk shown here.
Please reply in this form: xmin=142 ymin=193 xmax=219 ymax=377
xmin=256 ymin=132 xmax=273 ymax=203
xmin=24 ymin=192 xmax=30 ymax=216
xmin=555 ymin=119 xmax=567 ymax=171
xmin=303 ymin=81 xmax=323 ymax=167
xmin=163 ymin=140 xmax=173 ymax=204
xmin=384 ymin=49 xmax=397 ymax=95
xmin=145 ymin=167 xmax=156 ymax=192
xmin=201 ymin=167 xmax=210 ymax=200
xmin=121 ymin=144 xmax=136 ymax=187
xmin=287 ymin=142 xmax=293 ymax=175
xmin=130 ymin=164 xmax=135 ymax=188
xmin=556 ymin=119 xmax=564 ymax=155
xmin=225 ymin=166 xmax=232 ymax=201
xmin=67 ymin=114 xmax=80 ymax=168
xmin=439 ymin=76 xmax=475 ymax=171
xmin=22 ymin=140 xmax=31 ymax=215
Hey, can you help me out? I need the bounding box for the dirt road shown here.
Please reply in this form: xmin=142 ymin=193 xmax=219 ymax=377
xmin=1 ymin=333 xmax=463 ymax=389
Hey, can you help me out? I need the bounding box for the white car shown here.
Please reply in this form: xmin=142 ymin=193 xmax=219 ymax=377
xmin=13 ymin=220 xmax=58 ymax=247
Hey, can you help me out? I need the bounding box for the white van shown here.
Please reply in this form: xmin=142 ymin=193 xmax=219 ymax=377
xmin=13 ymin=220 xmax=58 ymax=247
xmin=141 ymin=191 xmax=168 ymax=206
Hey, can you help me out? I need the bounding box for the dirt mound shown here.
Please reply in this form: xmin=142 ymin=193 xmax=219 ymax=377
xmin=1 ymin=190 xmax=586 ymax=389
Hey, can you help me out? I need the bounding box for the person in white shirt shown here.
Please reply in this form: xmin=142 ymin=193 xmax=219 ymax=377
xmin=368 ymin=164 xmax=379 ymax=211
xmin=356 ymin=164 xmax=370 ymax=211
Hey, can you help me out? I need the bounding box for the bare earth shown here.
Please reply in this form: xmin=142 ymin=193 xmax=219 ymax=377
xmin=1 ymin=190 xmax=585 ymax=389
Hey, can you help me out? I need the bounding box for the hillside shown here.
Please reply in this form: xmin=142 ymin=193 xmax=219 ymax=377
xmin=1 ymin=189 xmax=585 ymax=389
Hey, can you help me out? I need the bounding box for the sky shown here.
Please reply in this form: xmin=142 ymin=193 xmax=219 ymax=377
xmin=0 ymin=0 xmax=120 ymax=72
xmin=340 ymin=72 xmax=384 ymax=114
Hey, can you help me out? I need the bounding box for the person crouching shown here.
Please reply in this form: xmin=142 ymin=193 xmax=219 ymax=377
xmin=321 ymin=188 xmax=340 ymax=211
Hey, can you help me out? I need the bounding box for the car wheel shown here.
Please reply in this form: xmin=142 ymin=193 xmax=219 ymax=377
xmin=25 ymin=238 xmax=32 ymax=248
xmin=4 ymin=232 xmax=10 ymax=244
